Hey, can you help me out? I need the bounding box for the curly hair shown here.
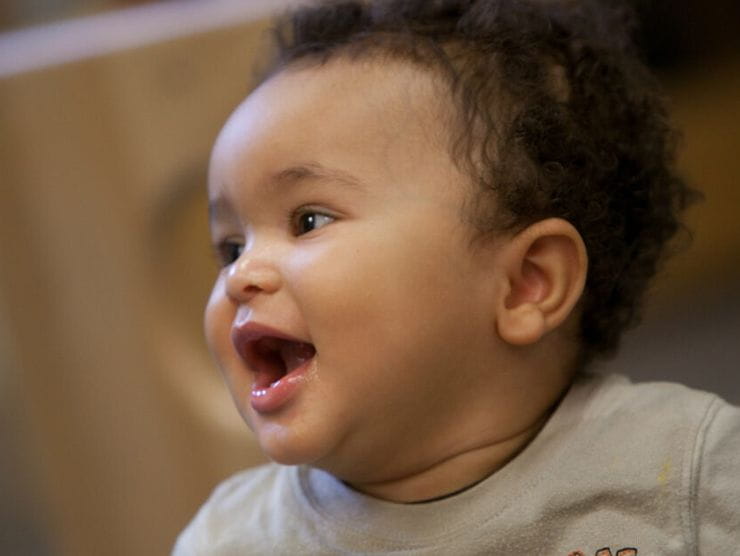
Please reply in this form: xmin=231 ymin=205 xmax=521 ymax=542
xmin=261 ymin=0 xmax=697 ymax=362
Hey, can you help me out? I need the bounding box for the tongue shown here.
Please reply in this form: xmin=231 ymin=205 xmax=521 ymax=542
xmin=279 ymin=342 xmax=316 ymax=374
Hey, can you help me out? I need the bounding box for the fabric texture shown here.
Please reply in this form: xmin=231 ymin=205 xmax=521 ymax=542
xmin=173 ymin=373 xmax=740 ymax=555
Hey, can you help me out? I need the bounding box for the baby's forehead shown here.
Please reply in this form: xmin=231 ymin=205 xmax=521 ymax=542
xmin=213 ymin=58 xmax=458 ymax=183
xmin=272 ymin=57 xmax=453 ymax=143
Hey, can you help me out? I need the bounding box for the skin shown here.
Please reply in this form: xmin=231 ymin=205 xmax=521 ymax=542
xmin=205 ymin=58 xmax=587 ymax=502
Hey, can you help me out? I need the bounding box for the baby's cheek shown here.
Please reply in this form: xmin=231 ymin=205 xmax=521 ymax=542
xmin=203 ymin=280 xmax=234 ymax=361
xmin=285 ymin=241 xmax=376 ymax=305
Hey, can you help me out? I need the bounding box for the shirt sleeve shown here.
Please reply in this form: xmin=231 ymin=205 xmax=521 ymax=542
xmin=695 ymin=397 xmax=740 ymax=551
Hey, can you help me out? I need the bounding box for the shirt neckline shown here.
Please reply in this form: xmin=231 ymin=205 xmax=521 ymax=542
xmin=293 ymin=372 xmax=609 ymax=546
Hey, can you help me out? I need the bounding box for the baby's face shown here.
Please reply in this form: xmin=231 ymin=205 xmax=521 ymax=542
xmin=205 ymin=59 xmax=509 ymax=484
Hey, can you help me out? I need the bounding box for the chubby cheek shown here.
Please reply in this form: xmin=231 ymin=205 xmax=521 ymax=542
xmin=286 ymin=239 xmax=385 ymax=320
xmin=203 ymin=278 xmax=231 ymax=360
xmin=285 ymin=237 xmax=433 ymax=382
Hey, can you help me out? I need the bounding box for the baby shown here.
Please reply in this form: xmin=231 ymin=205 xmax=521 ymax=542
xmin=175 ymin=0 xmax=740 ymax=554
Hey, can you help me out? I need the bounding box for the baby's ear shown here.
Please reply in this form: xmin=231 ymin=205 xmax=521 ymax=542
xmin=495 ymin=218 xmax=587 ymax=346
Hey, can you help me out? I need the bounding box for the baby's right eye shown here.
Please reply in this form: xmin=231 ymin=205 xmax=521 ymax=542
xmin=214 ymin=239 xmax=244 ymax=267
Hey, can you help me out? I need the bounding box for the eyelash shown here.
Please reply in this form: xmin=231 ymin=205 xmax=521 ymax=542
xmin=212 ymin=208 xmax=336 ymax=268
xmin=290 ymin=207 xmax=335 ymax=236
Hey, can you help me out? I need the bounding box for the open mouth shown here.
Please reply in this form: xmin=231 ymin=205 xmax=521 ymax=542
xmin=243 ymin=336 xmax=317 ymax=390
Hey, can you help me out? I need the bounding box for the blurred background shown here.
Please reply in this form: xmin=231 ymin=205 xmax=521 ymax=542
xmin=0 ymin=0 xmax=738 ymax=554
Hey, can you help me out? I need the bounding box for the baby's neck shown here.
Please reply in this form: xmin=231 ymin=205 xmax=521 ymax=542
xmin=346 ymin=413 xmax=550 ymax=503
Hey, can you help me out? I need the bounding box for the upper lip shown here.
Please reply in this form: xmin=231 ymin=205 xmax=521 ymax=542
xmin=230 ymin=321 xmax=305 ymax=365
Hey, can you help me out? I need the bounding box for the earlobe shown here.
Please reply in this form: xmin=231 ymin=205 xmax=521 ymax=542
xmin=498 ymin=303 xmax=547 ymax=345
xmin=496 ymin=219 xmax=587 ymax=346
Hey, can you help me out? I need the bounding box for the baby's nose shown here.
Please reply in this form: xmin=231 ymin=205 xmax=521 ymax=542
xmin=225 ymin=255 xmax=282 ymax=302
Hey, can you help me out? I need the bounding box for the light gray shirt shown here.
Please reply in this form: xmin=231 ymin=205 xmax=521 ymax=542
xmin=174 ymin=373 xmax=740 ymax=555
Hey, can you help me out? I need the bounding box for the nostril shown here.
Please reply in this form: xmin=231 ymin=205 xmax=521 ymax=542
xmin=243 ymin=284 xmax=262 ymax=298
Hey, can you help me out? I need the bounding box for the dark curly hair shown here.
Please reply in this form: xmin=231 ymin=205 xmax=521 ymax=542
xmin=260 ymin=0 xmax=697 ymax=362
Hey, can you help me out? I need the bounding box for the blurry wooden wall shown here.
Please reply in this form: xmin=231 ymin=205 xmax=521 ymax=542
xmin=0 ymin=3 xmax=285 ymax=554
xmin=0 ymin=2 xmax=738 ymax=555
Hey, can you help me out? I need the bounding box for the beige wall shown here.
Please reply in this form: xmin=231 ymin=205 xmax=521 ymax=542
xmin=0 ymin=6 xmax=738 ymax=555
xmin=0 ymin=7 xmax=277 ymax=555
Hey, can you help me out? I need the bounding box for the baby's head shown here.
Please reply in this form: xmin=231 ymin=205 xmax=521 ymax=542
xmin=204 ymin=0 xmax=693 ymax=501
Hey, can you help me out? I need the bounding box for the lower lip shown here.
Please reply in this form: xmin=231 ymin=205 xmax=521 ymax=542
xmin=250 ymin=359 xmax=313 ymax=414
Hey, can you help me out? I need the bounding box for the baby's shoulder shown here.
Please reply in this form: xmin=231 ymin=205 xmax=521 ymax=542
xmin=526 ymin=374 xmax=740 ymax=552
xmin=550 ymin=373 xmax=739 ymax=482
xmin=574 ymin=372 xmax=729 ymax=427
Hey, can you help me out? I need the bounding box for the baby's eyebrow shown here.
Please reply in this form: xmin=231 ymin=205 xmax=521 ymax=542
xmin=270 ymin=162 xmax=368 ymax=192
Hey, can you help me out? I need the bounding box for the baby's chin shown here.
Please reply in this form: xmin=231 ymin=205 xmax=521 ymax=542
xmin=254 ymin=423 xmax=336 ymax=468
xmin=237 ymin=408 xmax=320 ymax=464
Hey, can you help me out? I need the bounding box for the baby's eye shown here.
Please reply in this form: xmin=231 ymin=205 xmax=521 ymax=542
xmin=292 ymin=210 xmax=335 ymax=236
xmin=214 ymin=239 xmax=244 ymax=267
